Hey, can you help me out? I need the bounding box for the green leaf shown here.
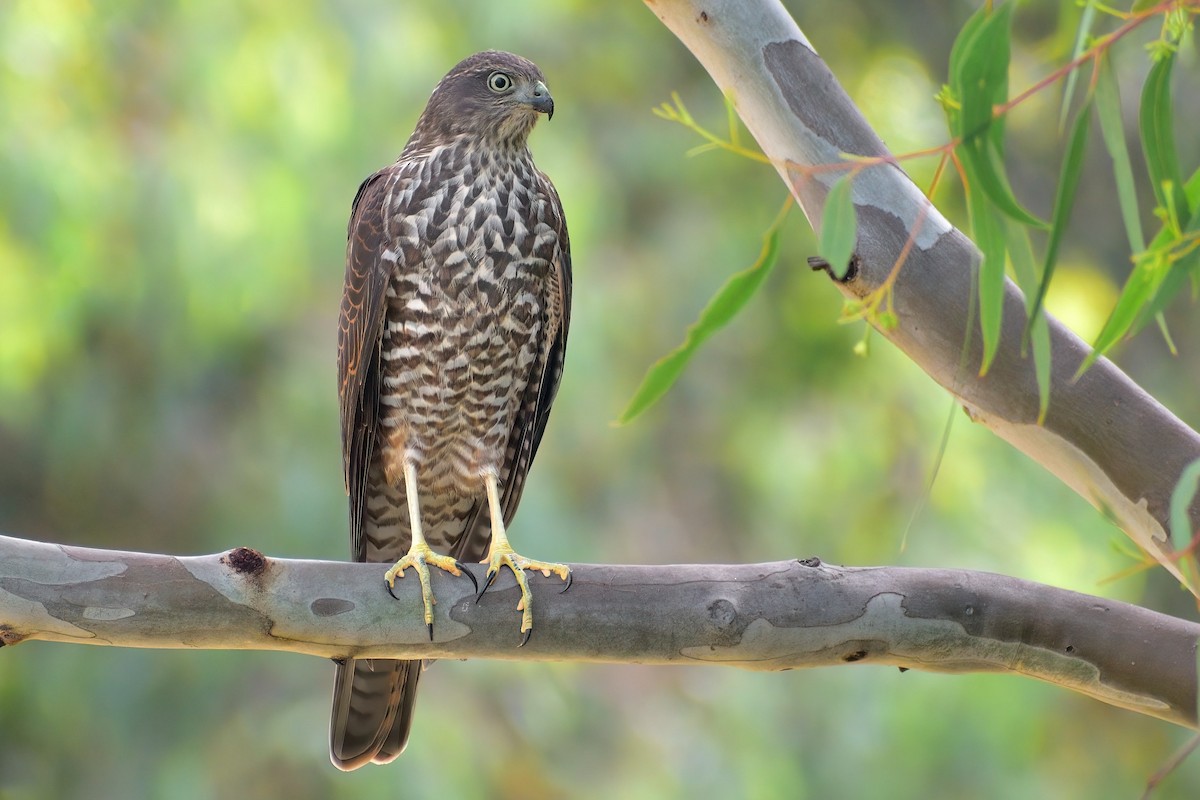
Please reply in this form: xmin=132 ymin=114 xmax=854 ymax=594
xmin=1059 ymin=2 xmax=1097 ymax=133
xmin=1141 ymin=167 xmax=1200 ymax=326
xmin=954 ymin=3 xmax=1012 ymax=144
xmin=967 ymin=172 xmax=1006 ymax=375
xmin=949 ymin=3 xmax=1046 ymax=229
xmin=1170 ymin=457 xmax=1200 ymax=555
xmin=1005 ymin=220 xmax=1051 ymax=422
xmin=1027 ymin=98 xmax=1092 ymax=340
xmin=1082 ymin=168 xmax=1200 ymax=373
xmin=947 ymin=3 xmax=991 ymax=83
xmin=1140 ymin=52 xmax=1191 ymax=224
xmin=961 ymin=136 xmax=1048 ymax=229
xmin=1096 ymin=55 xmax=1145 ymax=253
xmin=1144 ymin=248 xmax=1199 ymax=324
xmin=1080 ymin=253 xmax=1165 ymax=375
xmin=616 ymin=202 xmax=788 ymax=424
xmin=818 ymin=175 xmax=857 ymax=280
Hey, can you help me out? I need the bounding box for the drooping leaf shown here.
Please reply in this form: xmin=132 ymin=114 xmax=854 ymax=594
xmin=1142 ymin=166 xmax=1200 ymax=325
xmin=1027 ymin=98 xmax=1092 ymax=339
xmin=1082 ymin=168 xmax=1200 ymax=373
xmin=950 ymin=2 xmax=1047 ymax=229
xmin=1140 ymin=52 xmax=1190 ymax=224
xmin=818 ymin=175 xmax=857 ymax=280
xmin=1096 ymin=55 xmax=1145 ymax=253
xmin=966 ymin=172 xmax=1006 ymax=375
xmin=1059 ymin=1 xmax=1097 ymax=133
xmin=1170 ymin=457 xmax=1200 ymax=555
xmin=617 ymin=202 xmax=789 ymax=424
xmin=1005 ymin=219 xmax=1051 ymax=422
xmin=1144 ymin=245 xmax=1200 ymax=324
xmin=1080 ymin=253 xmax=1166 ymax=375
xmin=954 ymin=3 xmax=1011 ymax=144
xmin=947 ymin=3 xmax=991 ymax=82
xmin=961 ymin=138 xmax=1049 ymax=229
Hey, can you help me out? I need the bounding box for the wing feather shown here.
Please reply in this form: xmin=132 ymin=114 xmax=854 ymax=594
xmin=338 ymin=167 xmax=402 ymax=561
xmin=332 ymin=162 xmax=430 ymax=769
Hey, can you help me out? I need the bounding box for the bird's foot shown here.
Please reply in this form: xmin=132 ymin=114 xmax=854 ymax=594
xmin=384 ymin=544 xmax=475 ymax=640
xmin=476 ymin=542 xmax=571 ymax=646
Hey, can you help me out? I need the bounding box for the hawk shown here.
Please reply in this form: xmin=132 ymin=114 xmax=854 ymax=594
xmin=330 ymin=51 xmax=572 ymax=770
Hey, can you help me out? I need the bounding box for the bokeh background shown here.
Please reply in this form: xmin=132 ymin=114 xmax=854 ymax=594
xmin=2 ymin=1 xmax=1199 ymax=797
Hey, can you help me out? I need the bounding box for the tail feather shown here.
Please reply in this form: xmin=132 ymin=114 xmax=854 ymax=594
xmin=329 ymin=657 xmax=421 ymax=770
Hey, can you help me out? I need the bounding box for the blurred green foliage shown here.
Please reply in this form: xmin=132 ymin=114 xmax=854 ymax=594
xmin=2 ymin=1 xmax=1199 ymax=798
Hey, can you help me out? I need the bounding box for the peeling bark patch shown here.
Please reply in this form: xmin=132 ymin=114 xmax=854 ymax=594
xmin=763 ymin=40 xmax=888 ymax=159
xmin=82 ymin=607 xmax=135 ymax=621
xmin=798 ymin=556 xmax=822 ymax=568
xmin=843 ymin=649 xmax=868 ymax=662
xmin=223 ymin=547 xmax=267 ymax=577
xmin=311 ymin=598 xmax=356 ymax=617
xmin=1 ymin=557 xmax=270 ymax=640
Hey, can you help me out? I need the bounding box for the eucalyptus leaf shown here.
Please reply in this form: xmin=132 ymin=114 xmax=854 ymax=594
xmin=818 ymin=175 xmax=857 ymax=280
xmin=1027 ymin=99 xmax=1092 ymax=340
xmin=617 ymin=205 xmax=788 ymax=424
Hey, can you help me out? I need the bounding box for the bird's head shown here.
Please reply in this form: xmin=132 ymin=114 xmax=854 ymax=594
xmin=410 ymin=51 xmax=554 ymax=150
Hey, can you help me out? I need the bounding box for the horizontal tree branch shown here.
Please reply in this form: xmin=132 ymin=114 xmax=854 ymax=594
xmin=2 ymin=533 xmax=1196 ymax=729
xmin=645 ymin=0 xmax=1200 ymax=582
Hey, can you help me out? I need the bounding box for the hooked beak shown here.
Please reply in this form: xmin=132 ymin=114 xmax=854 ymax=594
xmin=521 ymin=80 xmax=555 ymax=120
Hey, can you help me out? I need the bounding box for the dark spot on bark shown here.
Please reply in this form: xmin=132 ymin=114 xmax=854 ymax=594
xmin=1065 ymin=645 xmax=1075 ymax=654
xmin=897 ymin=666 xmax=909 ymax=673
xmin=807 ymin=254 xmax=858 ymax=282
xmin=0 ymin=624 xmax=24 ymax=647
xmin=311 ymin=598 xmax=356 ymax=617
xmin=699 ymin=10 xmax=709 ymax=22
xmin=223 ymin=547 xmax=267 ymax=577
xmin=708 ymin=598 xmax=737 ymax=629
xmin=843 ymin=649 xmax=868 ymax=662
xmin=798 ymin=556 xmax=822 ymax=567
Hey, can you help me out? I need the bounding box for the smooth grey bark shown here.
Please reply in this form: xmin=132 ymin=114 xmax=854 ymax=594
xmin=645 ymin=0 xmax=1200 ymax=583
xmin=1 ymin=534 xmax=1197 ymax=729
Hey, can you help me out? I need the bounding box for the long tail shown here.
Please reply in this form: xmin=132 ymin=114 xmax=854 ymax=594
xmin=329 ymin=657 xmax=422 ymax=770
xmin=328 ymin=458 xmax=488 ymax=770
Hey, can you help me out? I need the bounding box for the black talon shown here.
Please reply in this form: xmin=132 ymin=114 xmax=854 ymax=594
xmin=476 ymin=569 xmax=498 ymax=603
xmin=560 ymin=571 xmax=573 ymax=593
xmin=386 ymin=581 xmax=399 ymax=601
xmin=518 ymin=629 xmax=532 ymax=648
xmin=427 ymin=622 xmax=434 ymax=642
xmin=456 ymin=561 xmax=479 ymax=593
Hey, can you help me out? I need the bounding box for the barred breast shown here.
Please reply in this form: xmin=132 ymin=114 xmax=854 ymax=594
xmin=373 ymin=143 xmax=558 ymax=547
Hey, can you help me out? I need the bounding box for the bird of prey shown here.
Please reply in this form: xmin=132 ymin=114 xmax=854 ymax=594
xmin=330 ymin=51 xmax=572 ymax=770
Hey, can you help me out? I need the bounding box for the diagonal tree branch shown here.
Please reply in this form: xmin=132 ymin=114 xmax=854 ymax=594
xmin=1 ymin=533 xmax=1197 ymax=728
xmin=644 ymin=0 xmax=1200 ymax=581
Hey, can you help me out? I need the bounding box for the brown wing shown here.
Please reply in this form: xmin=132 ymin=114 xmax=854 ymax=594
xmin=332 ymin=163 xmax=426 ymax=770
xmin=338 ymin=167 xmax=397 ymax=561
xmin=508 ymin=174 xmax=572 ymax=519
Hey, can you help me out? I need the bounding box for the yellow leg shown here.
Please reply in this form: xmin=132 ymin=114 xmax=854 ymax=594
xmin=383 ymin=460 xmax=474 ymax=640
xmin=478 ymin=472 xmax=571 ymax=645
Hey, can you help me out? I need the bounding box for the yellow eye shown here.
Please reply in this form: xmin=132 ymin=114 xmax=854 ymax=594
xmin=487 ymin=72 xmax=513 ymax=93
